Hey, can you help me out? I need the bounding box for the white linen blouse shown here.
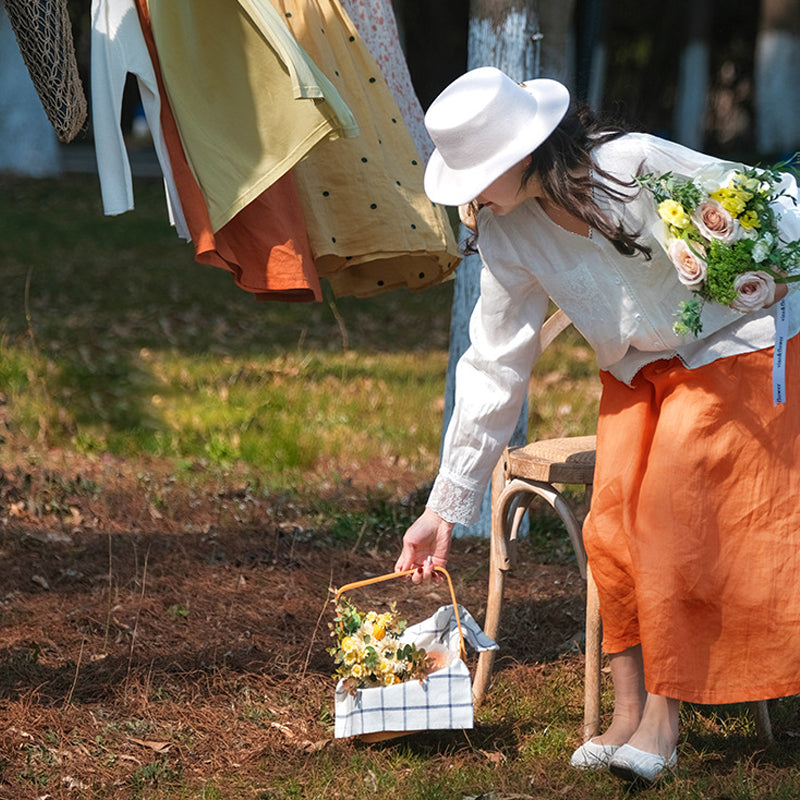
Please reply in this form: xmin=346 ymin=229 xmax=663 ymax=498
xmin=428 ymin=132 xmax=800 ymax=525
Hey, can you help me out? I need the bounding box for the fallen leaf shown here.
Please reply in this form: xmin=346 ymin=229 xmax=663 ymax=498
xmin=365 ymin=768 xmax=378 ymax=791
xmin=9 ymin=726 xmax=34 ymax=740
xmin=269 ymin=722 xmax=295 ymax=739
xmin=128 ymin=737 xmax=172 ymax=754
xmin=9 ymin=501 xmax=27 ymax=517
xmin=298 ymin=739 xmax=329 ymax=754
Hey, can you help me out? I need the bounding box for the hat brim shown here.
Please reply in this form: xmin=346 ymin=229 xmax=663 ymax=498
xmin=423 ymin=79 xmax=570 ymax=207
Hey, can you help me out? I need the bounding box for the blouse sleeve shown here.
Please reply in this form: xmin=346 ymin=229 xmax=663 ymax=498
xmin=639 ymin=132 xmax=723 ymax=176
xmin=427 ymin=228 xmax=550 ymax=525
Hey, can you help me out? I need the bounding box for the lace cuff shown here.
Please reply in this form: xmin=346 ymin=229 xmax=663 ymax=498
xmin=427 ymin=472 xmax=484 ymax=526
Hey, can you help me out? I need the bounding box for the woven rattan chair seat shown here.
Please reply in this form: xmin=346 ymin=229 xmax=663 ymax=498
xmin=505 ymin=435 xmax=596 ymax=484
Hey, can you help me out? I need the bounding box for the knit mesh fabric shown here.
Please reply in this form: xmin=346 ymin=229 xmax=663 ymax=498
xmin=3 ymin=0 xmax=87 ymax=142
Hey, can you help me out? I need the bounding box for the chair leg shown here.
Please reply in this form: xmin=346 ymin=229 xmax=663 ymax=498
xmin=474 ymin=459 xmax=512 ymax=707
xmin=473 ymin=526 xmax=506 ymax=706
xmin=583 ymin=564 xmax=602 ymax=740
xmin=752 ymin=700 xmax=773 ymax=744
xmin=473 ymin=646 xmax=497 ymax=707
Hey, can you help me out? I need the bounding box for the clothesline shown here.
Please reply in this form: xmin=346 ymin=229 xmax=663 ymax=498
xmin=90 ymin=0 xmax=461 ymax=303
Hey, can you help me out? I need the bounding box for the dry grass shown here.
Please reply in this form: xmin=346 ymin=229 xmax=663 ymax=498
xmin=2 ymin=461 xmax=798 ymax=799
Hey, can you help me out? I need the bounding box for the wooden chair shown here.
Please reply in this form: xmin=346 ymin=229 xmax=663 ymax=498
xmin=470 ymin=308 xmax=773 ymax=745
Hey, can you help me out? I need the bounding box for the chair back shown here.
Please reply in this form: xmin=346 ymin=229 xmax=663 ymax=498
xmin=540 ymin=307 xmax=572 ymax=352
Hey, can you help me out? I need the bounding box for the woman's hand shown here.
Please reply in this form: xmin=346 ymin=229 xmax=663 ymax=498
xmin=772 ymin=282 xmax=789 ymax=306
xmin=395 ymin=507 xmax=454 ymax=584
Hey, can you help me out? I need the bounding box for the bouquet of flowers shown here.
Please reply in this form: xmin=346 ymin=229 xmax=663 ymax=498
xmin=636 ymin=159 xmax=800 ymax=336
xmin=328 ymin=596 xmax=440 ymax=696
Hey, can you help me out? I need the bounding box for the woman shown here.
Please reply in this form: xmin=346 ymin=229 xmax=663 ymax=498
xmin=395 ymin=66 xmax=800 ymax=783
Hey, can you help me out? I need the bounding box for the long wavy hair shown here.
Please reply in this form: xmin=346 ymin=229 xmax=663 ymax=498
xmin=464 ymin=104 xmax=652 ymax=260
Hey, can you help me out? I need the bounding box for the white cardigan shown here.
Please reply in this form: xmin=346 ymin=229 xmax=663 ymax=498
xmin=429 ymin=132 xmax=800 ymax=525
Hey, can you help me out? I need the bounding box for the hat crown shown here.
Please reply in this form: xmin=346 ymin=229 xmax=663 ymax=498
xmin=425 ymin=67 xmax=539 ymax=171
xmin=422 ymin=67 xmax=570 ymax=206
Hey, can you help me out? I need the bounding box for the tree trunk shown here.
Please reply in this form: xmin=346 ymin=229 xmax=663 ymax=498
xmin=443 ymin=0 xmax=574 ymax=537
xmin=755 ymin=0 xmax=800 ymax=157
xmin=673 ymin=0 xmax=711 ymax=150
xmin=0 ymin=5 xmax=60 ymax=176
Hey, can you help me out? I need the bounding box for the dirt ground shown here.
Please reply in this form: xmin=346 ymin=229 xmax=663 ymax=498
xmin=0 ymin=450 xmax=587 ymax=799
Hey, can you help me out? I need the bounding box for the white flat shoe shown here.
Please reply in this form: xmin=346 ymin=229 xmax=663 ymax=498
xmin=609 ymin=743 xmax=677 ymax=783
xmin=570 ymin=737 xmax=620 ymax=770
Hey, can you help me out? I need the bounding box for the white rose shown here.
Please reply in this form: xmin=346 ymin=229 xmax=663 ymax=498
xmin=751 ymin=235 xmax=773 ymax=264
xmin=667 ymin=238 xmax=707 ymax=287
xmin=731 ymin=270 xmax=776 ymax=312
xmin=692 ymin=162 xmax=741 ymax=194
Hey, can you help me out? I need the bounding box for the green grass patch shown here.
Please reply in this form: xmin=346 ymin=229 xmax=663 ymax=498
xmin=0 ymin=173 xmax=601 ymax=490
xmin=0 ymin=174 xmax=459 ymax=486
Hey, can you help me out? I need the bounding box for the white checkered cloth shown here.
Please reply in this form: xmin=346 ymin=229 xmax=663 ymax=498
xmin=334 ymin=604 xmax=498 ymax=738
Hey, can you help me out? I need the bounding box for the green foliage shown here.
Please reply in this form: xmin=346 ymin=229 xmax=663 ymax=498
xmin=673 ymin=296 xmax=705 ymax=337
xmin=129 ymin=758 xmax=183 ymax=794
xmin=318 ymin=492 xmax=425 ymax=549
xmin=636 ymin=171 xmax=702 ymax=211
xmin=705 ymin=238 xmax=757 ymax=306
xmin=166 ymin=603 xmax=190 ymax=621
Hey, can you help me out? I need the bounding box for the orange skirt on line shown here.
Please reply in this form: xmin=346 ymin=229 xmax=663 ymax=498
xmin=582 ymin=338 xmax=800 ymax=704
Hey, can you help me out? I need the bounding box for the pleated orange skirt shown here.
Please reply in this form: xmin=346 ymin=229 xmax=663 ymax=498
xmin=582 ymin=337 xmax=800 ymax=704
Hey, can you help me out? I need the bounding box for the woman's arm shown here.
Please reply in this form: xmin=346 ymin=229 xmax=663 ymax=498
xmin=425 ymin=226 xmax=551 ymax=527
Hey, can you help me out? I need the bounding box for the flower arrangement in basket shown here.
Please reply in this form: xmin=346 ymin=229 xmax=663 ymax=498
xmin=328 ymin=596 xmax=444 ymax=695
xmin=636 ymin=158 xmax=800 ymax=336
xmin=328 ymin=567 xmax=497 ymax=741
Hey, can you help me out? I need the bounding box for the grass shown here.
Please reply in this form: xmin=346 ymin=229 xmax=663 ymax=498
xmin=1 ymin=172 xmax=455 ymax=485
xmin=2 ymin=169 xmax=798 ymax=799
xmin=0 ymin=171 xmax=599 ymax=487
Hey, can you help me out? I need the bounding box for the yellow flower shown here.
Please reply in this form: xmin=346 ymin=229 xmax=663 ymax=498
xmin=377 ymin=659 xmax=392 ymax=675
xmin=384 ymin=674 xmax=401 ymax=686
xmin=351 ymin=664 xmax=364 ymax=678
xmin=710 ymin=187 xmax=747 ymax=217
xmin=372 ymin=625 xmax=386 ymax=641
xmin=739 ymin=210 xmax=761 ymax=229
xmin=733 ymin=174 xmax=758 ymax=198
xmin=658 ymin=199 xmax=690 ymax=228
xmin=341 ymin=636 xmax=356 ymax=653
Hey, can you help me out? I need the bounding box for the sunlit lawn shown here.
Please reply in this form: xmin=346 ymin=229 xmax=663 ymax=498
xmin=0 ymin=171 xmax=599 ymax=491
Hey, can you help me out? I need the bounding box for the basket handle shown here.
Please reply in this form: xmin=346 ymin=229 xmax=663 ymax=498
xmin=334 ymin=567 xmax=467 ymax=661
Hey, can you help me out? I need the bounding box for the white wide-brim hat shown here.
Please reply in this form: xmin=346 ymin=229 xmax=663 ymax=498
xmin=423 ymin=66 xmax=570 ymax=207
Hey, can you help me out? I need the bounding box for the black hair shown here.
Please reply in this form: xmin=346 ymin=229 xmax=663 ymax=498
xmin=464 ymin=104 xmax=652 ymax=260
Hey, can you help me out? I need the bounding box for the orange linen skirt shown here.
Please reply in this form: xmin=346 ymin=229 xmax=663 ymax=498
xmin=582 ymin=338 xmax=800 ymax=704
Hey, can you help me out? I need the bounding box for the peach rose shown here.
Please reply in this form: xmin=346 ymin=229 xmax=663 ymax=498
xmin=731 ymin=270 xmax=776 ymax=312
xmin=692 ymin=200 xmax=740 ymax=243
xmin=667 ymin=239 xmax=707 ymax=287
